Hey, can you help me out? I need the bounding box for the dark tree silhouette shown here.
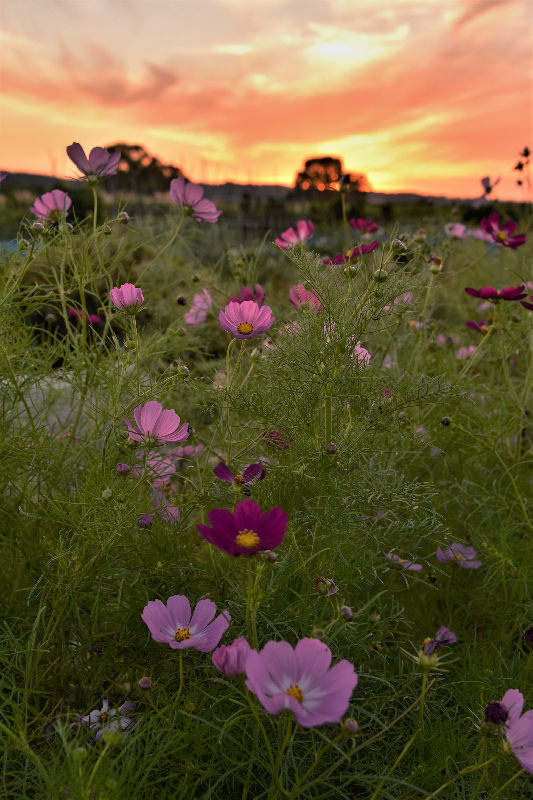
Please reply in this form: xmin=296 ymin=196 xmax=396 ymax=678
xmin=104 ymin=144 xmax=186 ymax=194
xmin=294 ymin=156 xmax=369 ymax=193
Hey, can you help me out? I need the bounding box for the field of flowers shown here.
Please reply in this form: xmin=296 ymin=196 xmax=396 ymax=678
xmin=1 ymin=144 xmax=533 ymax=799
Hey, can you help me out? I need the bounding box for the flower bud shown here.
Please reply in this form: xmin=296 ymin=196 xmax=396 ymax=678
xmin=343 ymin=265 xmax=358 ymax=278
xmin=250 ymin=346 xmax=263 ymax=361
xmin=343 ymin=718 xmax=359 ymax=736
xmin=312 ymin=628 xmax=325 ymax=640
xmin=177 ymin=327 xmax=187 ymax=336
xmin=124 ymin=339 xmax=136 ymax=350
xmin=191 ymin=275 xmax=199 ymax=282
xmin=523 ymin=626 xmax=533 ymax=649
xmin=370 ymin=613 xmax=381 ymax=623
xmin=185 ymin=702 xmax=196 ymax=713
xmin=373 ymin=269 xmax=389 ymax=283
xmin=418 ymin=649 xmax=438 ymax=668
xmin=441 ymin=416 xmax=451 ymax=426
xmin=212 ymin=637 xmax=251 ymax=677
xmin=325 ymin=443 xmax=337 ymax=454
xmin=18 ymin=239 xmax=31 ymax=250
xmin=102 ymin=730 xmax=123 ymax=747
xmin=116 ymin=463 xmax=130 ymax=475
xmin=65 ymin=222 xmax=73 ymax=232
xmin=72 ymin=746 xmax=88 ymax=763
xmin=102 ymin=225 xmax=112 ymax=236
xmin=118 ymin=211 xmax=130 ymax=224
xmin=138 ymin=677 xmax=152 ymax=690
xmin=176 ymin=295 xmax=187 ymax=306
xmin=429 ymin=256 xmax=443 ymax=274
xmin=32 ymin=221 xmax=44 ymax=231
xmin=101 ymin=488 xmax=113 ymax=501
xmin=137 ymin=513 xmax=154 ymax=529
xmin=264 ymin=550 xmax=278 ymax=562
xmin=341 ymin=605 xmax=354 ymax=621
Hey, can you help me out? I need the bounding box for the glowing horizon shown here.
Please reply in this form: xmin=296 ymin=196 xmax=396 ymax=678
xmin=0 ymin=0 xmax=530 ymax=200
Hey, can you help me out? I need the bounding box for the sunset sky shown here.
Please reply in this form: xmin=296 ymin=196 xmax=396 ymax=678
xmin=0 ymin=0 xmax=531 ymax=198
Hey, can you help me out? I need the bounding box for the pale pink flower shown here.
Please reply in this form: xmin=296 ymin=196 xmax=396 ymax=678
xmin=110 ymin=283 xmax=143 ymax=313
xmin=151 ymin=485 xmax=180 ymax=524
xmin=455 ymin=345 xmax=478 ymax=360
xmin=30 ymin=190 xmax=71 ymax=221
xmin=382 ymin=354 xmax=396 ymax=369
xmin=385 ymin=553 xmax=423 ymax=571
xmin=219 ymin=300 xmax=275 ymax=340
xmin=185 ymin=289 xmax=212 ymax=326
xmin=444 ymin=223 xmax=469 ymax=240
xmin=212 ymin=637 xmax=251 ymax=677
xmin=141 ymin=594 xmax=230 ymax=651
xmin=170 ymin=177 xmax=221 ymax=223
xmin=500 ymin=689 xmax=533 ymax=773
xmin=348 ymin=339 xmax=371 ymax=367
xmin=125 ymin=401 xmax=190 ymax=445
xmin=275 ymin=220 xmax=314 ymax=249
xmin=67 ymin=143 xmax=121 ymax=183
xmin=289 ymin=284 xmax=321 ymax=313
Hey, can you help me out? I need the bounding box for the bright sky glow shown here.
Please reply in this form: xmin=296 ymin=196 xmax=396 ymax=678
xmin=0 ymin=0 xmax=530 ymax=198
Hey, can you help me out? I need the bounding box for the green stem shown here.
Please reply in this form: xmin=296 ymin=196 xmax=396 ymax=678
xmin=490 ymin=768 xmax=525 ymax=798
xmin=469 ymin=739 xmax=488 ymax=800
xmin=91 ymin=185 xmax=98 ymax=236
xmin=522 ymin=651 xmax=533 ymax=694
xmin=269 ymin=716 xmax=292 ymax=799
xmin=228 ymin=339 xmax=246 ymax=392
xmin=325 ymin=396 xmax=332 ymax=444
xmin=169 ymin=651 xmax=184 ymax=713
xmin=368 ymin=730 xmax=419 ymax=800
xmin=419 ymin=669 xmax=429 ymax=731
xmin=424 ymin=755 xmax=500 ymax=799
xmin=340 ymin=193 xmax=350 ymax=248
xmin=86 ymin=744 xmax=109 ymax=792
xmin=244 ymin=688 xmax=276 ymax=774
xmin=138 ymin=213 xmax=186 ymax=278
xmin=246 ymin=559 xmax=258 ymax=649
xmin=455 ymin=305 xmax=497 ymax=383
xmin=0 ymin=345 xmax=38 ymax=433
xmin=133 ymin=316 xmax=140 ymax=395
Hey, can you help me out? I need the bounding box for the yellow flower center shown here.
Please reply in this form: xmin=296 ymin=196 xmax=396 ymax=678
xmin=237 ymin=322 xmax=254 ymax=334
xmin=497 ymin=231 xmax=507 ymax=241
xmin=421 ymin=637 xmax=431 ymax=647
xmin=234 ymin=475 xmax=244 ymax=484
xmin=398 ymin=558 xmax=405 ymax=563
xmin=175 ymin=627 xmax=191 ymax=642
xmin=286 ymin=684 xmax=303 ymax=703
xmin=454 ymin=553 xmax=462 ymax=560
xmin=236 ymin=529 xmax=260 ymax=549
xmin=99 ymin=711 xmax=110 ymax=723
xmin=480 ymin=325 xmax=488 ymax=332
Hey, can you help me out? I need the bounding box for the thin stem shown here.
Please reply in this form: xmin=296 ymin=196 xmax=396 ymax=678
xmin=324 ymin=396 xmax=332 ymax=444
xmin=469 ymin=739 xmax=488 ymax=800
xmin=91 ymin=185 xmax=98 ymax=236
xmin=138 ymin=213 xmax=186 ymax=278
xmin=419 ymin=669 xmax=429 ymax=730
xmin=268 ymin=716 xmax=292 ymax=799
xmin=455 ymin=304 xmax=497 ymax=384
xmin=368 ymin=730 xmax=419 ymax=800
xmin=424 ymin=755 xmax=500 ymax=799
xmin=0 ymin=345 xmax=38 ymax=433
xmin=522 ymin=651 xmax=533 ymax=694
xmin=340 ymin=193 xmax=350 ymax=247
xmin=86 ymin=744 xmax=109 ymax=792
xmin=133 ymin=316 xmax=140 ymax=395
xmin=245 ymin=559 xmax=258 ymax=649
xmin=228 ymin=339 xmax=246 ymax=392
xmin=490 ymin=768 xmax=525 ymax=798
xmin=169 ymin=651 xmax=184 ymax=713
xmin=244 ymin=688 xmax=276 ymax=774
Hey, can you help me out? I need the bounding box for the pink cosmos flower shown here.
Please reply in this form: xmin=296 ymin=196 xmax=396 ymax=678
xmin=80 ymin=699 xmax=135 ymax=742
xmin=68 ymin=308 xmax=101 ymax=325
xmin=480 ymin=213 xmax=526 ymax=249
xmin=185 ymin=289 xmax=212 ymax=326
xmin=141 ymin=594 xmax=230 ymax=651
xmin=110 ymin=283 xmax=143 ymax=313
xmin=228 ymin=285 xmax=265 ymax=307
xmin=465 ymin=285 xmax=527 ymax=302
xmin=0 ymin=172 xmax=7 ymax=183
xmin=275 ymin=220 xmax=314 ymax=249
xmin=444 ymin=222 xmax=469 ymax=239
xmin=30 ymin=190 xmax=72 ymax=221
xmin=151 ymin=485 xmax=180 ymax=525
xmin=133 ymin=452 xmax=176 ymax=487
xmin=263 ymin=428 xmax=293 ymax=449
xmin=385 ymin=553 xmax=423 ymax=571
xmin=466 ymin=319 xmax=491 ymax=334
xmin=289 ymin=284 xmax=322 ymax=313
xmin=471 ymin=229 xmax=493 ymax=242
xmin=170 ymin=177 xmax=221 ymax=223
xmin=455 ymin=345 xmax=478 ymax=360
xmin=382 ymin=354 xmax=396 ymax=369
xmin=348 ymin=339 xmax=371 ymax=367
xmin=196 ymin=498 xmax=288 ymax=556
xmin=213 ymin=461 xmax=266 ymax=486
xmin=383 ymin=292 xmax=413 ymax=312
xmin=212 ymin=637 xmax=251 ymax=677
xmin=219 ymin=300 xmax=275 ymax=340
xmin=245 ymin=638 xmax=358 ymax=727
xmin=349 ymin=218 xmax=379 ymax=233
xmin=66 ymin=143 xmax=121 ymax=183
xmin=323 ymin=241 xmax=379 ymax=265
xmin=125 ymin=401 xmax=190 ymax=446
xmin=436 ymin=542 xmax=482 ymax=569
xmin=169 ymin=444 xmax=205 ymax=459
xmin=498 ymin=689 xmax=533 ymax=773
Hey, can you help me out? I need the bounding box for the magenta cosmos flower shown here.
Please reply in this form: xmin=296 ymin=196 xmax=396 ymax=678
xmin=125 ymin=401 xmax=190 ymax=446
xmin=212 ymin=637 xmax=251 ymax=677
xmin=275 ymin=220 xmax=314 ymax=248
xmin=323 ymin=241 xmax=379 ymax=265
xmin=466 ymin=319 xmax=491 ymax=334
xmin=228 ymin=284 xmax=266 ymax=307
xmin=289 ymin=284 xmax=322 ymax=313
xmin=436 ymin=542 xmax=482 ymax=569
xmin=67 ymin=142 xmax=121 ymax=183
xmin=110 ymin=283 xmax=143 ymax=313
xmin=219 ymin=300 xmax=275 ymax=340
xmin=481 ymin=213 xmax=526 ymax=249
xmin=30 ymin=190 xmax=72 ymax=221
xmin=196 ymin=498 xmax=288 ymax=556
xmin=465 ymin=285 xmax=527 ymax=302
xmin=213 ymin=461 xmax=266 ymax=487
xmin=263 ymin=428 xmax=293 ymax=449
xmin=498 ymin=689 xmax=533 ymax=772
xmin=142 ymin=594 xmax=230 ymax=651
xmin=170 ymin=177 xmax=221 ymax=223
xmin=151 ymin=485 xmax=180 ymax=525
xmin=245 ymin=638 xmax=358 ymax=727
xmin=80 ymin=699 xmax=135 ymax=742
xmin=421 ymin=626 xmax=457 ymax=655
xmin=185 ymin=289 xmax=212 ymax=326
xmin=385 ymin=553 xmax=423 ymax=571
xmin=68 ymin=308 xmax=101 ymax=325
xmin=349 ymin=217 xmax=379 ymax=233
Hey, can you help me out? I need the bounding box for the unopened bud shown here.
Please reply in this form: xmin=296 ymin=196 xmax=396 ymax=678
xmin=177 ymin=327 xmax=187 ymax=336
xmin=138 ymin=677 xmax=152 ymax=690
xmin=343 ymin=265 xmax=358 ymax=278
xmin=176 ymin=295 xmax=187 ymax=306
xmin=429 ymin=256 xmax=443 ymax=274
xmin=398 ymin=411 xmax=406 ymax=420
xmin=312 ymin=628 xmax=325 ymax=640
xmin=18 ymin=239 xmax=31 ymax=250
xmin=264 ymin=550 xmax=278 ymax=562
xmin=441 ymin=417 xmax=451 ymax=426
xmin=102 ymin=225 xmax=112 ymax=236
xmin=373 ymin=269 xmax=389 ymax=283
xmin=523 ymin=626 xmax=533 ymax=649
xmin=137 ymin=514 xmax=154 ymax=529
xmin=101 ymin=488 xmax=113 ymax=501
xmin=373 ymin=642 xmax=383 ymax=652
xmin=102 ymin=730 xmax=123 ymax=747
xmin=118 ymin=211 xmax=130 ymax=224
xmin=191 ymin=275 xmax=199 ymax=282
xmin=185 ymin=702 xmax=196 ymax=713
xmin=72 ymin=746 xmax=88 ymax=763
xmin=65 ymin=222 xmax=73 ymax=232
xmin=124 ymin=339 xmax=136 ymax=350
xmin=370 ymin=613 xmax=381 ymax=623
xmin=325 ymin=443 xmax=337 ymax=454
xmin=116 ymin=463 xmax=130 ymax=475
xmin=32 ymin=221 xmax=44 ymax=231
xmin=392 ymin=239 xmax=408 ymax=254
xmin=250 ymin=346 xmax=263 ymax=361
xmin=341 ymin=605 xmax=353 ymax=621
xmin=343 ymin=718 xmax=359 ymax=736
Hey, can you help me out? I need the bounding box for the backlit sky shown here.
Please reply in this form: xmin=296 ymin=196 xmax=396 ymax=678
xmin=0 ymin=0 xmax=531 ymax=197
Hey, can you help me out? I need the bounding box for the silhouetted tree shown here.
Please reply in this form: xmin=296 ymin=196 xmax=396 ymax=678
xmin=294 ymin=156 xmax=369 ymax=193
xmin=104 ymin=144 xmax=186 ymax=194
